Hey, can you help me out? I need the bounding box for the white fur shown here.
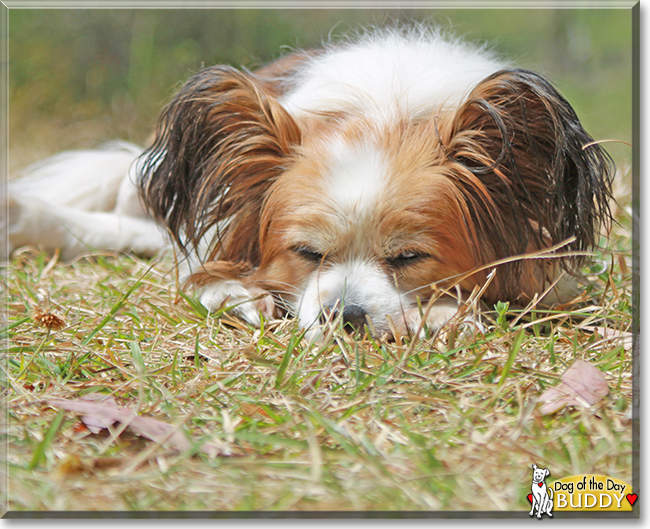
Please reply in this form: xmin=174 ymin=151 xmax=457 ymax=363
xmin=199 ymin=280 xmax=274 ymax=326
xmin=295 ymin=257 xmax=460 ymax=339
xmin=9 ymin=143 xmax=140 ymax=212
xmin=4 ymin=143 xmax=166 ymax=260
xmin=296 ymin=258 xmax=406 ymax=335
xmin=324 ymin=139 xmax=388 ymax=217
xmin=281 ymin=26 xmax=506 ymax=122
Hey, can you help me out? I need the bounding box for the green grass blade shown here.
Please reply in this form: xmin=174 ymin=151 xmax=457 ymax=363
xmin=497 ymin=328 xmax=525 ymax=392
xmin=176 ymin=290 xmax=209 ymax=319
xmin=82 ymin=269 xmax=151 ymax=346
xmin=29 ymin=410 xmax=64 ymax=470
xmin=274 ymin=335 xmax=297 ymax=389
xmin=129 ymin=340 xmax=146 ymax=375
xmin=0 ymin=316 xmax=31 ymax=337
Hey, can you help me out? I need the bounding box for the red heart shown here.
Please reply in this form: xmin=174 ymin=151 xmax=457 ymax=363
xmin=527 ymin=493 xmax=533 ymax=503
xmin=626 ymin=493 xmax=638 ymax=506
xmin=538 ymin=483 xmax=543 ymax=487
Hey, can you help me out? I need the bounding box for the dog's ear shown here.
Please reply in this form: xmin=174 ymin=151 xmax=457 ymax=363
xmin=532 ymin=464 xmax=538 ymax=470
xmin=545 ymin=469 xmax=550 ymax=478
xmin=439 ymin=69 xmax=613 ymax=298
xmin=138 ymin=66 xmax=301 ymax=265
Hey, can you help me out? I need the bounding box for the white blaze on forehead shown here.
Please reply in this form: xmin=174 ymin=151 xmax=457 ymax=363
xmin=324 ymin=139 xmax=388 ymax=217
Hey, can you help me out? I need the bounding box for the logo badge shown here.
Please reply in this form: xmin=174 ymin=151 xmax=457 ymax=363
xmin=528 ymin=464 xmax=554 ymax=518
xmin=526 ymin=466 xmax=636 ymax=514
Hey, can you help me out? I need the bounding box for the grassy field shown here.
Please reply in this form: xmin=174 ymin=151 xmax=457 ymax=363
xmin=2 ymin=167 xmax=634 ymax=514
xmin=3 ymin=7 xmax=635 ymax=516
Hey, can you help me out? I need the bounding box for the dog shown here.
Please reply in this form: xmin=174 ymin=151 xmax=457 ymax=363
xmin=5 ymin=25 xmax=613 ymax=339
xmin=529 ymin=464 xmax=554 ymax=518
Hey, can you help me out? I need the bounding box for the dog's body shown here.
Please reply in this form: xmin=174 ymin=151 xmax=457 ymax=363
xmin=7 ymin=143 xmax=166 ymax=260
xmin=529 ymin=464 xmax=554 ymax=518
xmin=5 ymin=26 xmax=613 ymax=338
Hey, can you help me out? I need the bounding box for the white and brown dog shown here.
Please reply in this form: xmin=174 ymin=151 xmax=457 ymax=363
xmin=5 ymin=25 xmax=613 ymax=339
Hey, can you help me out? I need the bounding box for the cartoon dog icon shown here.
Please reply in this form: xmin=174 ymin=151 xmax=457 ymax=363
xmin=529 ymin=464 xmax=554 ymax=518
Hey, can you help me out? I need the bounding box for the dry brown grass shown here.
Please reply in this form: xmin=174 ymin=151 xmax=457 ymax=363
xmin=2 ymin=167 xmax=634 ymax=514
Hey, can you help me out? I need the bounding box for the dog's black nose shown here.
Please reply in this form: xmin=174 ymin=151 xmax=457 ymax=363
xmin=320 ymin=304 xmax=367 ymax=334
xmin=341 ymin=305 xmax=367 ymax=333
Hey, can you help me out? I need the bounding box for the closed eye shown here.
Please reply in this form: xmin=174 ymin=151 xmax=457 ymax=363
xmin=386 ymin=251 xmax=429 ymax=268
xmin=292 ymin=245 xmax=325 ymax=264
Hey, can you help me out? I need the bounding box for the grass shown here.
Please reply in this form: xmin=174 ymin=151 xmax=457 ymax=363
xmin=2 ymin=174 xmax=634 ymax=514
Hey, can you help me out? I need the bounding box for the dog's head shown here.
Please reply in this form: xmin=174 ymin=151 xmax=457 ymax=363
xmin=532 ymin=464 xmax=550 ymax=484
xmin=138 ymin=57 xmax=612 ymax=337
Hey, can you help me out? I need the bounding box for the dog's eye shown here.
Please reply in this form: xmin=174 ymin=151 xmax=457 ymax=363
xmin=293 ymin=246 xmax=325 ymax=264
xmin=386 ymin=251 xmax=427 ymax=267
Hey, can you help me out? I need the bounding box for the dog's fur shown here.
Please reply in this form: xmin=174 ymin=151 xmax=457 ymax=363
xmin=5 ymin=26 xmax=613 ymax=338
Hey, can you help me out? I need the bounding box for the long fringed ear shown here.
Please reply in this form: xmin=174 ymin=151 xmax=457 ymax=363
xmin=439 ymin=69 xmax=614 ymax=299
xmin=137 ymin=66 xmax=301 ymax=265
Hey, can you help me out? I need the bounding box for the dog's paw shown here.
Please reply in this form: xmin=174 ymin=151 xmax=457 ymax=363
xmin=403 ymin=297 xmax=488 ymax=340
xmin=404 ymin=298 xmax=460 ymax=337
xmin=199 ymin=280 xmax=274 ymax=326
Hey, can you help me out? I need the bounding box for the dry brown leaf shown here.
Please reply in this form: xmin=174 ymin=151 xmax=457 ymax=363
xmin=47 ymin=396 xmax=234 ymax=457
xmin=538 ymin=359 xmax=609 ymax=415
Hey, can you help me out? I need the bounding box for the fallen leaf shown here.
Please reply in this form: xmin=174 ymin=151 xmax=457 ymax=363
xmin=78 ymin=395 xmax=119 ymax=433
xmin=587 ymin=326 xmax=634 ymax=350
xmin=47 ymin=396 xmax=234 ymax=457
xmin=538 ymin=359 xmax=609 ymax=415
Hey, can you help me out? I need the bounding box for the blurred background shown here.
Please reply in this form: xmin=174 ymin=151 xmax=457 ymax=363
xmin=9 ymin=7 xmax=632 ymax=173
